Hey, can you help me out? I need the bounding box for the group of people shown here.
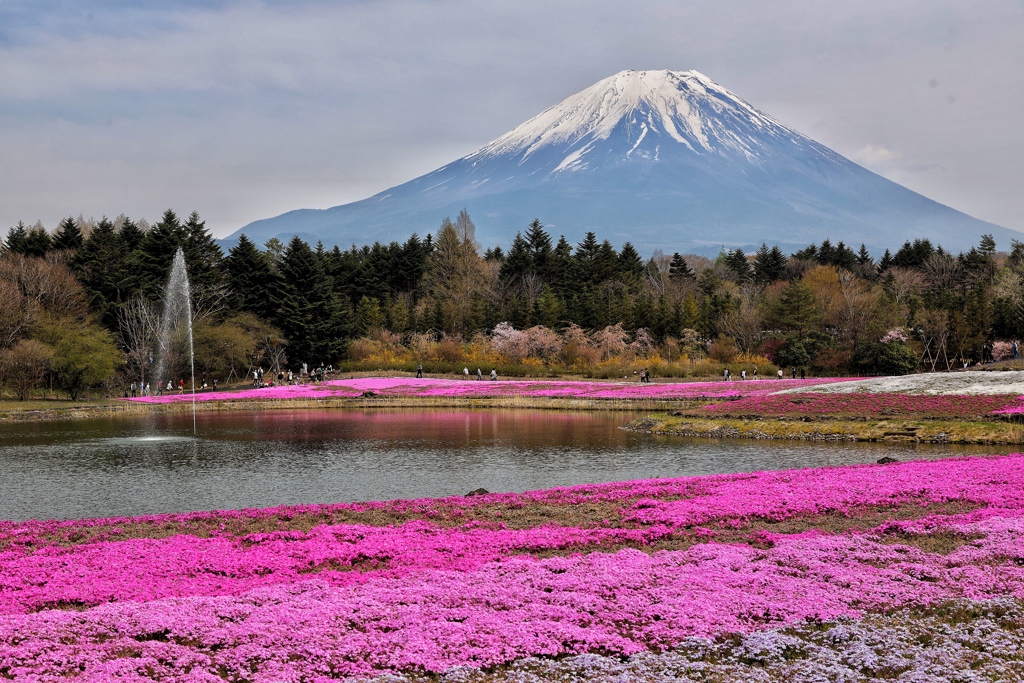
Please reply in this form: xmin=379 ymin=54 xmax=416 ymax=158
xmin=459 ymin=366 xmax=498 ymax=380
xmin=638 ymin=368 xmax=652 ymax=383
xmin=252 ymin=362 xmax=333 ymax=388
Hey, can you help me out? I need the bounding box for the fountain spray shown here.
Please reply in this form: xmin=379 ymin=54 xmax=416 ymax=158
xmin=155 ymin=247 xmax=198 ymax=436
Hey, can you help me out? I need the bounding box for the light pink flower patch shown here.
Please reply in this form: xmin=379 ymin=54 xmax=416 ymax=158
xmin=124 ymin=376 xmax=858 ymax=404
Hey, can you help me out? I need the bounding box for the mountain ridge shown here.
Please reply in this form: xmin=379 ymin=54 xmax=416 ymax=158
xmin=225 ymin=70 xmax=1019 ymax=255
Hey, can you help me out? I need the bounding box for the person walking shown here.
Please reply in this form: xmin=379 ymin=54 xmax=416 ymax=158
xmin=463 ymin=367 xmax=469 ymax=379
xmin=130 ymin=382 xmax=137 ymax=398
xmin=477 ymin=368 xmax=483 ymax=381
xmin=777 ymin=369 xmax=783 ymax=379
xmin=416 ymin=364 xmax=423 ymax=378
xmin=490 ymin=369 xmax=497 ymax=381
xmin=740 ymin=369 xmax=746 ymax=380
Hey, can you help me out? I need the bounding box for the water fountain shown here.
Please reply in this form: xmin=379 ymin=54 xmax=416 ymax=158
xmin=155 ymin=247 xmax=197 ymax=436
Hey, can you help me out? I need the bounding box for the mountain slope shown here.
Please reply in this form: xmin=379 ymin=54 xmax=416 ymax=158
xmin=227 ymin=70 xmax=1018 ymax=255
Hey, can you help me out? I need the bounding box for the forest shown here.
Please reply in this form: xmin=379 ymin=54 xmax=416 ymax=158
xmin=1 ymin=207 xmax=1021 ymax=399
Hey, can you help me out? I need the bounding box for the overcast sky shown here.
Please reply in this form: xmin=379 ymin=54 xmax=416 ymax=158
xmin=2 ymin=0 xmax=1022 ymax=239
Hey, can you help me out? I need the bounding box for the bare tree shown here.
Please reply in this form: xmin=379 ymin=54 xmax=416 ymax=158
xmin=720 ymin=284 xmax=764 ymax=352
xmin=117 ymin=296 xmax=161 ymax=386
xmin=0 ymin=339 xmax=53 ymax=400
xmin=922 ymin=252 xmax=962 ymax=294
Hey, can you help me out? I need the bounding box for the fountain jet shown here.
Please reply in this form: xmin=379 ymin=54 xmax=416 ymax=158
xmin=155 ymin=247 xmax=197 ymax=436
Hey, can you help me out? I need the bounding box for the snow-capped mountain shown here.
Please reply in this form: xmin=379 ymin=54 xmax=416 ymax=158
xmin=226 ymin=70 xmax=1018 ymax=255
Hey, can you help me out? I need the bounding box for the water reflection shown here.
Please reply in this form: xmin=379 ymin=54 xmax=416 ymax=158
xmin=0 ymin=409 xmax=1012 ymax=522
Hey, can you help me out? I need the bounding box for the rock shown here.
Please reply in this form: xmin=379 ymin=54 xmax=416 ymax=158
xmin=360 ymin=391 xmax=377 ymax=397
xmin=466 ymin=488 xmax=489 ymax=497
xmin=876 ymin=456 xmax=899 ymax=464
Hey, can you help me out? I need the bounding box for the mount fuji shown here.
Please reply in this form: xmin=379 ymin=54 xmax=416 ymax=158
xmin=227 ymin=70 xmax=1019 ymax=255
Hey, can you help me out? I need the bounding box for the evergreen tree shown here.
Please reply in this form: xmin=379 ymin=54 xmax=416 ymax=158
xmin=4 ymin=222 xmax=28 ymax=254
xmin=22 ymin=223 xmax=51 ymax=258
xmin=774 ymin=280 xmax=821 ymax=336
xmin=549 ymin=236 xmax=575 ymax=300
xmin=892 ymin=239 xmax=935 ymax=269
xmin=878 ymin=249 xmax=894 ymax=272
xmin=71 ymin=217 xmax=128 ymax=326
xmin=833 ymin=241 xmax=858 ymax=271
xmin=181 ymin=211 xmax=224 ymax=289
xmin=137 ymin=209 xmax=186 ymax=297
xmin=792 ymin=243 xmax=818 ymax=261
xmin=224 ymin=234 xmax=277 ymax=319
xmin=118 ymin=218 xmax=146 ymax=251
xmin=753 ymin=244 xmax=787 ymax=284
xmin=617 ymin=242 xmax=644 ymax=279
xmin=524 ymin=219 xmax=553 ymax=279
xmin=856 ymin=244 xmax=874 ymax=267
xmin=817 ymin=239 xmax=836 ymax=266
xmin=574 ymin=232 xmax=600 ymax=286
xmin=52 ymin=216 xmax=84 ymax=252
xmin=669 ymin=252 xmax=694 ymax=280
xmin=499 ymin=233 xmax=532 ymax=281
xmin=724 ymin=248 xmax=752 ymax=283
xmin=594 ymin=240 xmax=619 ymax=283
xmin=274 ymin=236 xmax=347 ymax=365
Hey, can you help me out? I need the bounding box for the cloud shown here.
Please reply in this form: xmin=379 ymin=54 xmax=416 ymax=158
xmin=1 ymin=0 xmax=1022 ymax=237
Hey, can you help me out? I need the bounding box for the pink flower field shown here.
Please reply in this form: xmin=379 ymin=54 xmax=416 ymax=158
xmin=125 ymin=376 xmax=854 ymax=405
xmin=703 ymin=392 xmax=1020 ymax=418
xmin=2 ymin=455 xmax=1024 ymax=681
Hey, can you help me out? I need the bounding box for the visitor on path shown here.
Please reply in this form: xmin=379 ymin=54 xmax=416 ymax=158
xmin=1015 ymin=341 xmax=1020 ymax=360
xmin=741 ymin=370 xmax=746 ymax=380
xmin=490 ymin=369 xmax=497 ymax=381
xmin=753 ymin=367 xmax=758 ymax=380
xmin=477 ymin=368 xmax=483 ymax=380
xmin=178 ymin=379 xmax=185 ymax=394
xmin=792 ymin=367 xmax=797 ymax=379
xmin=463 ymin=367 xmax=469 ymax=379
xmin=777 ymin=369 xmax=783 ymax=379
xmin=130 ymin=382 xmax=137 ymax=398
xmin=416 ymin=364 xmax=423 ymax=378
xmin=166 ymin=380 xmax=173 ymax=392
xmin=287 ymin=370 xmax=293 ymax=385
xmin=800 ymin=368 xmax=806 ymax=379
xmin=212 ymin=379 xmax=217 ymax=390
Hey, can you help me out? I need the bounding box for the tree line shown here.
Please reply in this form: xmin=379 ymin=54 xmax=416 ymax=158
xmin=2 ymin=208 xmax=1022 ymax=398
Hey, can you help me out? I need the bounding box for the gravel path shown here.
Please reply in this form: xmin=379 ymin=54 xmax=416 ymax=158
xmin=780 ymin=370 xmax=1024 ymax=395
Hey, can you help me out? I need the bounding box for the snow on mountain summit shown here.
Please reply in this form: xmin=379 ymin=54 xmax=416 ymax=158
xmin=226 ymin=69 xmax=1019 ymax=255
xmin=468 ymin=69 xmax=818 ymax=169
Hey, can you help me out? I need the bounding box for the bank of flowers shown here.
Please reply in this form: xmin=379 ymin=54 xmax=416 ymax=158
xmin=125 ymin=376 xmax=852 ymax=405
xmin=702 ymin=392 xmax=1019 ymax=418
xmin=1 ymin=455 xmax=1024 ymax=680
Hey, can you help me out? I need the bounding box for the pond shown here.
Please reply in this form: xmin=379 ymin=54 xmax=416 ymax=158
xmin=0 ymin=408 xmax=1012 ymax=522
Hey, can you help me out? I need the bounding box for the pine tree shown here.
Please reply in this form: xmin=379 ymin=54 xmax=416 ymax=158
xmin=118 ymin=218 xmax=146 ymax=251
xmin=774 ymin=280 xmax=821 ymax=336
xmin=52 ymin=216 xmax=84 ymax=252
xmin=833 ymin=241 xmax=858 ymax=271
xmin=499 ymin=233 xmax=532 ymax=281
xmin=856 ymin=244 xmax=873 ymax=267
xmin=72 ymin=217 xmax=128 ymax=326
xmin=878 ymin=249 xmax=894 ymax=272
xmin=224 ymin=234 xmax=277 ymax=318
xmin=182 ymin=211 xmax=224 ymax=289
xmin=524 ymin=219 xmax=553 ymax=279
xmin=817 ymin=239 xmax=836 ymax=266
xmin=617 ymin=242 xmax=644 ymax=279
xmin=22 ymin=223 xmax=51 ymax=258
xmin=137 ymin=209 xmax=186 ymax=297
xmin=669 ymin=252 xmax=694 ymax=280
xmin=4 ymin=222 xmax=29 ymax=254
xmin=274 ymin=236 xmax=347 ymax=365
xmin=753 ymin=244 xmax=786 ymax=284
xmin=724 ymin=248 xmax=752 ymax=283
